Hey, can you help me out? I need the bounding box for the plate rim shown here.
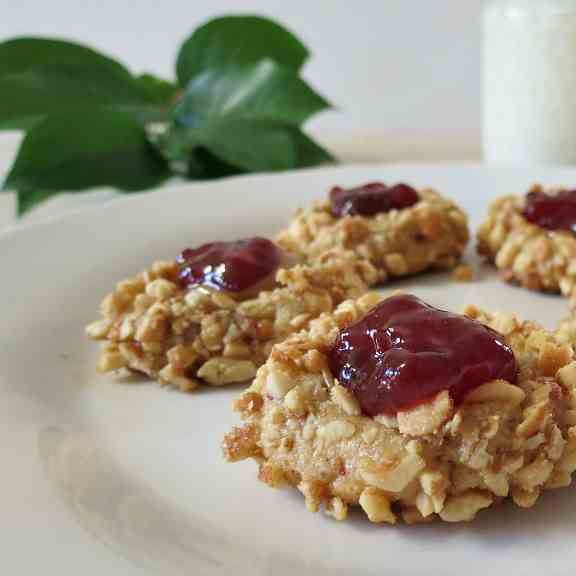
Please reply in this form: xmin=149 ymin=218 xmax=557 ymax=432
xmin=0 ymin=161 xmax=490 ymax=242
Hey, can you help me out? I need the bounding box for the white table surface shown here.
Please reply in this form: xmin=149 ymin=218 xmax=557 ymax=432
xmin=0 ymin=131 xmax=480 ymax=232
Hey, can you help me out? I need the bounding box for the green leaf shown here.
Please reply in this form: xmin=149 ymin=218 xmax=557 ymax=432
xmin=203 ymin=122 xmax=334 ymax=171
xmin=0 ymin=38 xmax=175 ymax=129
xmin=135 ymin=73 xmax=179 ymax=106
xmin=176 ymin=15 xmax=309 ymax=87
xmin=165 ymin=58 xmax=332 ymax=175
xmin=163 ymin=118 xmax=333 ymax=175
xmin=4 ymin=109 xmax=170 ymax=200
xmin=175 ymin=59 xmax=330 ymax=128
xmin=15 ymin=189 xmax=54 ymax=216
xmin=290 ymin=129 xmax=334 ymax=167
xmin=193 ymin=118 xmax=298 ymax=171
xmin=187 ymin=147 xmax=243 ymax=180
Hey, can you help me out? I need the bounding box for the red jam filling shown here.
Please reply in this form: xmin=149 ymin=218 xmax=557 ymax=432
xmin=177 ymin=237 xmax=283 ymax=293
xmin=522 ymin=189 xmax=576 ymax=233
xmin=329 ymin=182 xmax=419 ymax=218
xmin=328 ymin=294 xmax=518 ymax=417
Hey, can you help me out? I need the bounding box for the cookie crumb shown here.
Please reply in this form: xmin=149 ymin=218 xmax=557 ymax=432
xmin=452 ymin=264 xmax=474 ymax=282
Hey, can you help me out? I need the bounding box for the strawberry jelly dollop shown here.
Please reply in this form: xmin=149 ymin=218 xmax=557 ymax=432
xmin=177 ymin=237 xmax=283 ymax=293
xmin=328 ymin=294 xmax=518 ymax=416
xmin=329 ymin=182 xmax=419 ymax=218
xmin=522 ymin=189 xmax=576 ymax=233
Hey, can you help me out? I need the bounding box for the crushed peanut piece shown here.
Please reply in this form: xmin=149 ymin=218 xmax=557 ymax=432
xmin=451 ymin=264 xmax=474 ymax=282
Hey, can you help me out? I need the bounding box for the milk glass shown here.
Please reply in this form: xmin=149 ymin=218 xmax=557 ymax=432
xmin=483 ymin=0 xmax=576 ymax=164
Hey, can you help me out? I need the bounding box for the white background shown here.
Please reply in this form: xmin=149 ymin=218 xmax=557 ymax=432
xmin=0 ymin=0 xmax=483 ymax=226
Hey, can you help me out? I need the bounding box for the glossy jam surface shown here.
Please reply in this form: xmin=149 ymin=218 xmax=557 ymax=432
xmin=522 ymin=189 xmax=576 ymax=233
xmin=328 ymin=295 xmax=518 ymax=416
xmin=329 ymin=182 xmax=419 ymax=218
xmin=177 ymin=237 xmax=282 ymax=293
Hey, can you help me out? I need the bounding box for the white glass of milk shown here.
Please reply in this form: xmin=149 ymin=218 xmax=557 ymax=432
xmin=483 ymin=0 xmax=576 ymax=164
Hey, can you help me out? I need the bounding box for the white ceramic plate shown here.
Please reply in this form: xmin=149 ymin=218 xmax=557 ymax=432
xmin=2 ymin=164 xmax=575 ymax=576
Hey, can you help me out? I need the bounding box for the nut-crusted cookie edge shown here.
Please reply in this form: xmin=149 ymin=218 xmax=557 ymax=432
xmin=224 ymin=293 xmax=576 ymax=524
xmin=86 ymin=253 xmax=378 ymax=391
xmin=276 ymin=188 xmax=470 ymax=284
xmin=477 ymin=186 xmax=576 ymax=299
